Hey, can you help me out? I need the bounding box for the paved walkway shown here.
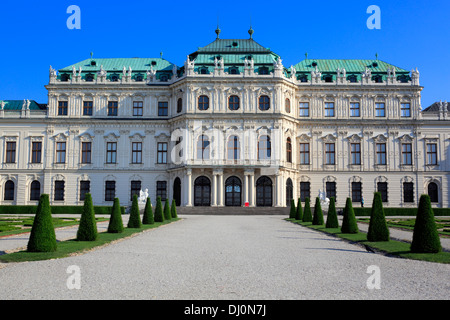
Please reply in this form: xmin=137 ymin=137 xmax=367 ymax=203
xmin=0 ymin=215 xmax=449 ymax=300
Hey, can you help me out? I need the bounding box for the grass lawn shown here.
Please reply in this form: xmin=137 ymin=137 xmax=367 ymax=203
xmin=357 ymin=218 xmax=450 ymax=237
xmin=287 ymin=219 xmax=450 ymax=264
xmin=0 ymin=218 xmax=180 ymax=263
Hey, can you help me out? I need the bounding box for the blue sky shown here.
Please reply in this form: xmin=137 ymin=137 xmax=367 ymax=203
xmin=0 ymin=0 xmax=449 ymax=109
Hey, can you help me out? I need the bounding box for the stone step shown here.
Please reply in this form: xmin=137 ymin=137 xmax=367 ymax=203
xmin=177 ymin=206 xmax=290 ymax=215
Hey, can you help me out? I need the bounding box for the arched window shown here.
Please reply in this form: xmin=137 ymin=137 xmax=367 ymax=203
xmin=30 ymin=180 xmax=41 ymax=201
xmin=4 ymin=180 xmax=14 ymax=201
xmin=428 ymin=182 xmax=439 ymax=203
xmin=259 ymin=95 xmax=270 ymax=111
xmin=285 ymin=98 xmax=291 ymax=113
xmin=228 ymin=95 xmax=240 ymax=111
xmin=227 ymin=136 xmax=240 ymax=161
xmin=258 ymin=135 xmax=271 ymax=160
xmin=198 ymin=95 xmax=209 ymax=111
xmin=324 ymin=75 xmax=333 ymax=83
xmin=286 ymin=138 xmax=292 ymax=163
xmin=229 ymin=67 xmax=239 ymax=74
xmin=286 ymin=178 xmax=293 ymax=206
xmin=177 ymin=98 xmax=183 ymax=113
xmin=197 ymin=135 xmax=210 ymax=160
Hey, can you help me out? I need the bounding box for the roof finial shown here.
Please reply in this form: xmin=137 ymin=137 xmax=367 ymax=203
xmin=215 ymin=16 xmax=221 ymax=39
xmin=248 ymin=15 xmax=254 ymax=39
xmin=305 ymin=52 xmax=308 ymax=60
xmin=160 ymin=51 xmax=163 ymax=59
xmin=375 ymin=52 xmax=378 ymax=60
xmin=90 ymin=52 xmax=93 ymax=59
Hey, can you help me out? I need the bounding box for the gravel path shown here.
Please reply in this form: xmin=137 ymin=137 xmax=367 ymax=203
xmin=0 ymin=215 xmax=448 ymax=300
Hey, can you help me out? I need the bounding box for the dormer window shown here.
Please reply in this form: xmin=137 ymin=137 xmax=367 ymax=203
xmin=229 ymin=67 xmax=239 ymax=75
xmin=135 ymin=73 xmax=144 ymax=82
xmin=372 ymin=75 xmax=383 ymax=83
xmin=60 ymin=74 xmax=70 ymax=82
xmin=90 ymin=60 xmax=97 ymax=66
xmin=110 ymin=74 xmax=119 ymax=82
xmin=298 ymin=74 xmax=308 ymax=82
xmin=259 ymin=67 xmax=269 ymax=75
xmin=85 ymin=73 xmax=94 ymax=82
xmin=348 ymin=75 xmax=358 ymax=83
xmin=199 ymin=67 xmax=208 ymax=74
xmin=323 ymin=75 xmax=333 ymax=83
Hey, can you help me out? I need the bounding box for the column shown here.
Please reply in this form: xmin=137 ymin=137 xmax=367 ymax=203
xmin=218 ymin=172 xmax=224 ymax=206
xmin=186 ymin=169 xmax=192 ymax=207
xmin=212 ymin=173 xmax=217 ymax=206
xmin=249 ymin=172 xmax=255 ymax=207
xmin=275 ymin=173 xmax=283 ymax=207
xmin=244 ymin=174 xmax=249 ymax=206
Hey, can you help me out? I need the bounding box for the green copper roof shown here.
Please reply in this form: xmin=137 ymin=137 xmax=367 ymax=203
xmin=193 ymin=53 xmax=278 ymax=65
xmin=59 ymin=58 xmax=176 ymax=73
xmin=0 ymin=100 xmax=46 ymax=111
xmin=196 ymin=39 xmax=271 ymax=53
xmin=293 ymin=59 xmax=409 ymax=74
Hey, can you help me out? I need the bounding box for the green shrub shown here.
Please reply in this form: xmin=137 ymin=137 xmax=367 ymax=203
xmin=411 ymin=195 xmax=442 ymax=253
xmin=171 ymin=199 xmax=178 ymax=219
xmin=302 ymin=198 xmax=312 ymax=222
xmin=142 ymin=198 xmax=154 ymax=225
xmin=289 ymin=199 xmax=296 ymax=219
xmin=312 ymin=197 xmax=324 ymax=225
xmin=164 ymin=199 xmax=172 ymax=220
xmin=127 ymin=195 xmax=142 ymax=228
xmin=326 ymin=197 xmax=339 ymax=228
xmin=154 ymin=197 xmax=164 ymax=222
xmin=367 ymin=192 xmax=390 ymax=242
xmin=27 ymin=194 xmax=57 ymax=252
xmin=107 ymin=198 xmax=124 ymax=233
xmin=295 ymin=198 xmax=303 ymax=221
xmin=76 ymin=193 xmax=98 ymax=241
xmin=341 ymin=198 xmax=358 ymax=234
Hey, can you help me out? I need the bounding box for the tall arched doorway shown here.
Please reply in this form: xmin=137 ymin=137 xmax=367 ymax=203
xmin=286 ymin=178 xmax=293 ymax=206
xmin=194 ymin=176 xmax=211 ymax=206
xmin=428 ymin=182 xmax=439 ymax=203
xmin=256 ymin=176 xmax=272 ymax=207
xmin=225 ymin=176 xmax=241 ymax=206
xmin=173 ymin=177 xmax=181 ymax=206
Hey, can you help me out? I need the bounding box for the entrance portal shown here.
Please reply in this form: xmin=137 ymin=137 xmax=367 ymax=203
xmin=194 ymin=176 xmax=211 ymax=206
xmin=256 ymin=176 xmax=272 ymax=207
xmin=225 ymin=176 xmax=242 ymax=206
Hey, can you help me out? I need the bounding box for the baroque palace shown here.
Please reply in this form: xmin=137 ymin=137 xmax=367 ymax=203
xmin=0 ymin=28 xmax=449 ymax=209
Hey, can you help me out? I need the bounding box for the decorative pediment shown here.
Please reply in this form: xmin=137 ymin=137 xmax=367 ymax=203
xmin=373 ymin=134 xmax=387 ymax=142
xmin=398 ymin=134 xmax=413 ymax=142
xmin=347 ymin=134 xmax=362 ymax=142
xmin=321 ymin=133 xmax=336 ymax=142
xmin=297 ymin=133 xmax=311 ymax=142
xmin=350 ymin=176 xmax=362 ymax=183
xmin=53 ymin=133 xmax=68 ymax=142
xmin=104 ymin=132 xmax=120 ymax=141
xmin=129 ymin=132 xmax=145 ymax=141
xmin=79 ymin=132 xmax=94 ymax=142
xmin=375 ymin=176 xmax=388 ymax=183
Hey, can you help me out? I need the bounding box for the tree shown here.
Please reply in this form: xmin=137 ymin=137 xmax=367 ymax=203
xmin=171 ymin=199 xmax=178 ymax=219
xmin=411 ymin=194 xmax=442 ymax=253
xmin=325 ymin=197 xmax=339 ymax=228
xmin=27 ymin=194 xmax=57 ymax=252
xmin=295 ymin=198 xmax=303 ymax=221
xmin=312 ymin=197 xmax=324 ymax=225
xmin=164 ymin=198 xmax=172 ymax=220
xmin=108 ymin=198 xmax=124 ymax=233
xmin=289 ymin=199 xmax=296 ymax=219
xmin=127 ymin=194 xmax=142 ymax=228
xmin=302 ymin=198 xmax=313 ymax=222
xmin=367 ymin=192 xmax=390 ymax=241
xmin=76 ymin=193 xmax=98 ymax=241
xmin=142 ymin=197 xmax=154 ymax=225
xmin=341 ymin=197 xmax=358 ymax=234
xmin=154 ymin=196 xmax=164 ymax=222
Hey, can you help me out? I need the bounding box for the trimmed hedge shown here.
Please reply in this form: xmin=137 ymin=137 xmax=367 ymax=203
xmin=295 ymin=198 xmax=303 ymax=221
xmin=289 ymin=199 xmax=296 ymax=219
xmin=354 ymin=207 xmax=450 ymax=217
xmin=0 ymin=205 xmax=125 ymax=215
xmin=312 ymin=197 xmax=324 ymax=225
xmin=411 ymin=195 xmax=442 ymax=253
xmin=108 ymin=198 xmax=124 ymax=233
xmin=27 ymin=194 xmax=57 ymax=252
xmin=76 ymin=194 xmax=98 ymax=241
xmin=127 ymin=195 xmax=142 ymax=228
xmin=325 ymin=197 xmax=339 ymax=228
xmin=302 ymin=198 xmax=313 ymax=222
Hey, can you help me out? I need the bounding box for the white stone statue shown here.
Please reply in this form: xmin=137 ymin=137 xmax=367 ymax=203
xmin=139 ymin=188 xmax=149 ymax=204
xmin=318 ymin=189 xmax=330 ymax=207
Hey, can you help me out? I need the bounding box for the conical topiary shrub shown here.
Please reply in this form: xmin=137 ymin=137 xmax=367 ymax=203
xmin=341 ymin=197 xmax=358 ymax=234
xmin=367 ymin=192 xmax=390 ymax=242
xmin=325 ymin=197 xmax=339 ymax=228
xmin=127 ymin=194 xmax=142 ymax=228
xmin=154 ymin=196 xmax=164 ymax=222
xmin=77 ymin=193 xmax=98 ymax=241
xmin=312 ymin=197 xmax=324 ymax=225
xmin=164 ymin=198 xmax=172 ymax=220
xmin=302 ymin=197 xmax=313 ymax=222
xmin=27 ymin=194 xmax=57 ymax=252
xmin=411 ymin=194 xmax=442 ymax=253
xmin=171 ymin=199 xmax=178 ymax=219
xmin=295 ymin=198 xmax=303 ymax=221
xmin=289 ymin=199 xmax=296 ymax=219
xmin=108 ymin=198 xmax=124 ymax=233
xmin=142 ymin=197 xmax=154 ymax=225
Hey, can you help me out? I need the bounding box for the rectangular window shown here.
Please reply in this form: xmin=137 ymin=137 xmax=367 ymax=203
xmin=377 ymin=182 xmax=388 ymax=203
xmin=5 ymin=142 xmax=16 ymax=163
xmin=375 ymin=103 xmax=385 ymax=117
xmin=31 ymin=142 xmax=42 ymax=163
xmin=324 ymin=103 xmax=335 ymax=117
xmin=427 ymin=143 xmax=437 ymax=165
xmin=157 ymin=142 xmax=168 ymax=164
xmin=80 ymin=181 xmax=90 ymax=201
xmin=58 ymin=101 xmax=68 ymax=116
xmin=403 ymin=182 xmax=414 ymax=203
xmin=299 ymin=143 xmax=310 ymax=165
xmin=54 ymin=180 xmax=65 ymax=201
xmin=81 ymin=142 xmax=92 ymax=164
xmin=83 ymin=101 xmax=93 ymax=116
xmin=107 ymin=101 xmax=118 ymax=116
xmin=156 ymin=181 xmax=167 ymax=201
xmin=325 ymin=143 xmax=335 ymax=165
xmin=326 ymin=182 xmax=336 ymax=202
xmin=300 ymin=182 xmax=310 ymax=202
xmin=105 ymin=181 xmax=115 ymax=201
xmin=401 ymin=103 xmax=411 ymax=117
xmin=376 ymin=143 xmax=386 ymax=165
xmin=350 ymin=103 xmax=360 ymax=117
xmin=158 ymin=101 xmax=168 ymax=116
xmin=402 ymin=143 xmax=412 ymax=165
xmin=133 ymin=101 xmax=143 ymax=116
xmin=56 ymin=142 xmax=66 ymax=163
xmin=106 ymin=142 xmax=117 ymax=164
xmin=351 ymin=182 xmax=362 ymax=203
xmin=130 ymin=180 xmax=141 ymax=201
xmin=299 ymin=102 xmax=309 ymax=117
xmin=132 ymin=142 xmax=142 ymax=164
xmin=351 ymin=143 xmax=361 ymax=165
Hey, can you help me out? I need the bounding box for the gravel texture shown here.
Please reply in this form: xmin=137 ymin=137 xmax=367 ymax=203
xmin=0 ymin=215 xmax=449 ymax=300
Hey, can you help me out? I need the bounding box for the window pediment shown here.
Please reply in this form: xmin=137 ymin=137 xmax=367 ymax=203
xmin=321 ymin=133 xmax=336 ymax=142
